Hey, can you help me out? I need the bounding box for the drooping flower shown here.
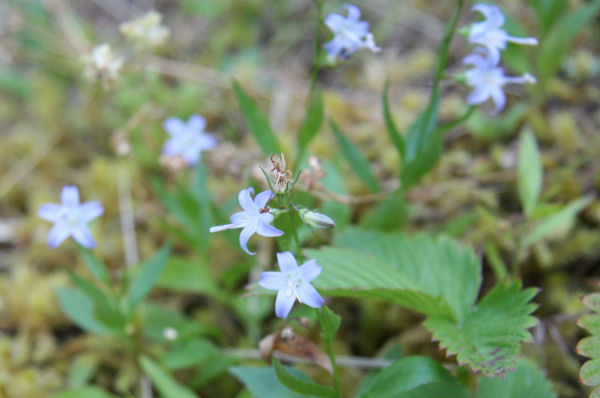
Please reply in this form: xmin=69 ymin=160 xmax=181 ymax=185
xmin=324 ymin=4 xmax=380 ymax=63
xmin=209 ymin=188 xmax=283 ymax=255
xmin=162 ymin=115 xmax=217 ymax=166
xmin=38 ymin=186 xmax=104 ymax=249
xmin=258 ymin=251 xmax=325 ymax=319
xmin=469 ymin=4 xmax=538 ymax=64
xmin=120 ymin=11 xmax=171 ymax=50
xmin=464 ymin=48 xmax=536 ymax=114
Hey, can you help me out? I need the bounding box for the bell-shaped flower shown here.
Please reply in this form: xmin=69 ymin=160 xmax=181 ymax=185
xmin=469 ymin=4 xmax=538 ymax=64
xmin=324 ymin=4 xmax=380 ymax=63
xmin=209 ymin=187 xmax=283 ymax=255
xmin=162 ymin=115 xmax=217 ymax=166
xmin=38 ymin=186 xmax=104 ymax=249
xmin=258 ymin=251 xmax=325 ymax=319
xmin=464 ymin=48 xmax=536 ymax=114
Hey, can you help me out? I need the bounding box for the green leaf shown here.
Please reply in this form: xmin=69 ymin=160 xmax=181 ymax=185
xmin=307 ymin=228 xmax=538 ymax=376
xmin=77 ymin=246 xmax=111 ymax=285
xmin=272 ymin=359 xmax=337 ymax=398
xmin=382 ymin=80 xmax=405 ymax=160
xmin=129 ymin=245 xmax=171 ymax=307
xmin=360 ymin=188 xmax=407 ymax=231
xmin=229 ymin=366 xmax=314 ymax=398
xmin=67 ymin=354 xmax=98 ymax=388
xmin=578 ymin=292 xmax=600 ymax=397
xmin=330 ymin=120 xmax=379 ymax=192
xmin=298 ymin=89 xmax=324 ymax=155
xmin=139 ymin=355 xmax=199 ymax=398
xmin=402 ymin=90 xmax=441 ymax=189
xmin=357 ymin=356 xmax=470 ymax=398
xmin=233 ymin=80 xmax=281 ymax=156
xmin=319 ymin=306 xmax=341 ymax=342
xmin=425 ymin=282 xmax=538 ymax=377
xmin=163 ymin=339 xmax=219 ymax=370
xmin=55 ymin=287 xmax=112 ymax=334
xmin=518 ymin=128 xmax=542 ymax=217
xmin=537 ymin=1 xmax=600 ymax=87
xmin=52 ymin=386 xmax=119 ymax=398
xmin=477 ymin=358 xmax=557 ymax=398
xmin=142 ymin=303 xmax=213 ymax=342
xmin=521 ymin=195 xmax=593 ymax=248
xmin=529 ymin=0 xmax=567 ymax=33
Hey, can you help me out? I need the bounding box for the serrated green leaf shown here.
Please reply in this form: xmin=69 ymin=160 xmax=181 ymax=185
xmin=382 ymin=80 xmax=405 ymax=160
xmin=319 ymin=306 xmax=341 ymax=342
xmin=357 ymin=356 xmax=470 ymax=398
xmin=229 ymin=366 xmax=313 ymax=398
xmin=583 ymin=293 xmax=600 ymax=312
xmin=578 ymin=314 xmax=600 ymax=336
xmin=521 ymin=195 xmax=593 ymax=248
xmin=330 ymin=120 xmax=379 ymax=192
xmin=78 ymin=246 xmax=111 ymax=285
xmin=425 ymin=282 xmax=538 ymax=377
xmin=163 ymin=339 xmax=219 ymax=370
xmin=578 ymin=337 xmax=600 ymax=359
xmin=537 ymin=1 xmax=600 ymax=87
xmin=129 ymin=245 xmax=171 ymax=307
xmin=298 ymin=89 xmax=324 ymax=155
xmin=52 ymin=386 xmax=119 ymax=398
xmin=581 ymin=359 xmax=600 ymax=387
xmin=518 ymin=128 xmax=542 ymax=217
xmin=272 ymin=359 xmax=337 ymax=398
xmin=477 ymin=358 xmax=557 ymax=398
xmin=360 ymin=188 xmax=407 ymax=231
xmin=55 ymin=287 xmax=112 ymax=334
xmin=233 ymin=80 xmax=281 ymax=156
xmin=139 ymin=356 xmax=199 ymax=398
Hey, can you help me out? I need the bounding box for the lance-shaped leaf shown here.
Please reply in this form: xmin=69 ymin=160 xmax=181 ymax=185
xmin=297 ymin=89 xmax=324 ymax=157
xmin=129 ymin=244 xmax=171 ymax=307
xmin=518 ymin=128 xmax=542 ymax=217
xmin=382 ymin=80 xmax=405 ymax=160
xmin=306 ymin=228 xmax=538 ymax=377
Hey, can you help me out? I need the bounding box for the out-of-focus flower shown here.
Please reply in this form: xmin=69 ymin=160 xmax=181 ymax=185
xmin=464 ymin=48 xmax=536 ymax=114
xmin=209 ymin=188 xmax=283 ymax=255
xmin=162 ymin=115 xmax=217 ymax=166
xmin=163 ymin=327 xmax=178 ymax=341
xmin=297 ymin=208 xmax=335 ymax=230
xmin=120 ymin=11 xmax=171 ymax=50
xmin=38 ymin=186 xmax=103 ymax=249
xmin=82 ymin=44 xmax=123 ymax=89
xmin=258 ymin=251 xmax=325 ymax=319
xmin=324 ymin=4 xmax=380 ymax=63
xmin=469 ymin=4 xmax=538 ymax=64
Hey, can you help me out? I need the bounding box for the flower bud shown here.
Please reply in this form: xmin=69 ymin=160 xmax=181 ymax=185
xmin=298 ymin=208 xmax=335 ymax=230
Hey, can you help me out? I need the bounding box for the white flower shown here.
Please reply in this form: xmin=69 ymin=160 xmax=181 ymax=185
xmin=120 ymin=11 xmax=171 ymax=50
xmin=324 ymin=4 xmax=380 ymax=63
xmin=258 ymin=251 xmax=325 ymax=319
xmin=209 ymin=188 xmax=283 ymax=255
xmin=162 ymin=115 xmax=217 ymax=166
xmin=82 ymin=44 xmax=123 ymax=88
xmin=469 ymin=4 xmax=538 ymax=65
xmin=464 ymin=48 xmax=536 ymax=114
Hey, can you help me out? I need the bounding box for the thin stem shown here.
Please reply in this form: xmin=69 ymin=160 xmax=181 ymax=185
xmin=309 ymin=0 xmax=324 ymax=94
xmin=320 ymin=308 xmax=342 ymax=397
xmin=433 ymin=0 xmax=465 ymax=88
xmin=288 ymin=211 xmax=304 ymax=263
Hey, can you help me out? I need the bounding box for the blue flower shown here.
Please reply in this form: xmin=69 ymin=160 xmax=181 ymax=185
xmin=38 ymin=186 xmax=104 ymax=249
xmin=209 ymin=187 xmax=283 ymax=255
xmin=324 ymin=4 xmax=380 ymax=63
xmin=469 ymin=4 xmax=538 ymax=65
xmin=162 ymin=114 xmax=217 ymax=166
xmin=464 ymin=48 xmax=536 ymax=114
xmin=258 ymin=251 xmax=325 ymax=319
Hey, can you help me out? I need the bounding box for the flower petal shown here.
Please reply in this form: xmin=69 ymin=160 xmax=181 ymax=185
xmin=80 ymin=201 xmax=104 ymax=222
xmin=466 ymin=87 xmax=490 ymax=105
xmin=72 ymin=224 xmax=96 ymax=249
xmin=275 ymin=289 xmax=296 ymax=319
xmin=276 ymin=251 xmax=298 ymax=273
xmin=187 ymin=114 xmax=206 ymax=132
xmin=254 ymin=190 xmax=273 ymax=209
xmin=472 ymin=4 xmax=504 ymax=28
xmin=239 ymin=223 xmax=257 ymax=255
xmin=258 ymin=271 xmax=285 ymax=290
xmin=197 ymin=133 xmax=218 ymax=151
xmin=298 ymin=259 xmax=322 ymax=282
xmin=345 ymin=4 xmax=361 ymax=21
xmin=325 ymin=13 xmax=345 ymax=32
xmin=163 ymin=117 xmax=186 ymax=136
xmin=490 ymin=87 xmax=506 ymax=115
xmin=47 ymin=223 xmax=71 ymax=248
xmin=256 ymin=219 xmax=283 ymax=238
xmin=38 ymin=203 xmax=62 ymax=222
xmin=238 ymin=187 xmax=257 ymax=212
xmin=209 ymin=223 xmax=236 ymax=233
xmin=61 ymin=186 xmax=80 ymax=207
xmin=162 ymin=136 xmax=185 ymax=156
xmin=297 ymin=283 xmax=325 ymax=309
xmin=182 ymin=145 xmax=200 ymax=166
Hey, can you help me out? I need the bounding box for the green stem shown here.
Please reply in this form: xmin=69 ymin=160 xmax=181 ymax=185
xmin=433 ymin=0 xmax=466 ymax=88
xmin=438 ymin=105 xmax=476 ymax=133
xmin=309 ymin=0 xmax=324 ymax=94
xmin=320 ymin=308 xmax=342 ymax=397
xmin=288 ymin=211 xmax=304 ymax=263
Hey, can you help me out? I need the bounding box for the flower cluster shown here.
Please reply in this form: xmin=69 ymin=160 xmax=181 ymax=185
xmin=463 ymin=4 xmax=538 ymax=113
xmin=120 ymin=11 xmax=171 ymax=50
xmin=324 ymin=4 xmax=380 ymax=63
xmin=82 ymin=44 xmax=123 ymax=89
